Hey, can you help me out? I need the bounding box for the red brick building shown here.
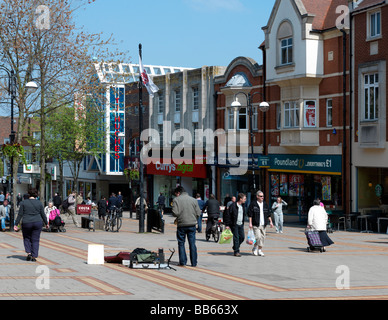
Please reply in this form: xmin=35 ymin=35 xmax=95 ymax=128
xmin=215 ymin=0 xmax=352 ymax=222
xmin=351 ymin=0 xmax=388 ymax=216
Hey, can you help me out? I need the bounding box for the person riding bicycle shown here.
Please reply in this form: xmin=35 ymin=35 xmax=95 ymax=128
xmin=203 ymin=194 xmax=221 ymax=238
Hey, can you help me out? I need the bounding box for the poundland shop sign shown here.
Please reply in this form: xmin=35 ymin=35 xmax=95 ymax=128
xmin=268 ymin=154 xmax=342 ymax=175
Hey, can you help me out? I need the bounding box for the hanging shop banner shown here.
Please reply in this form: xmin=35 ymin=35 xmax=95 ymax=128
xmin=268 ymin=154 xmax=342 ymax=175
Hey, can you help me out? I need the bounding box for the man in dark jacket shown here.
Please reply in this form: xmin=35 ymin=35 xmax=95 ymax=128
xmin=247 ymin=190 xmax=273 ymax=257
xmin=224 ymin=193 xmax=247 ymax=257
xmin=108 ymin=193 xmax=120 ymax=211
xmin=203 ymin=194 xmax=221 ymax=238
xmin=53 ymin=193 xmax=62 ymax=210
xmin=97 ymin=196 xmax=107 ymax=222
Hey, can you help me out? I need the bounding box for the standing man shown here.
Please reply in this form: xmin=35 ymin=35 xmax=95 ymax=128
xmin=157 ymin=192 xmax=165 ymax=214
xmin=224 ymin=193 xmax=247 ymax=257
xmin=0 ymin=191 xmax=4 ymax=206
xmin=226 ymin=196 xmax=236 ymax=209
xmin=172 ymin=186 xmax=201 ymax=267
xmin=117 ymin=191 xmax=123 ymax=208
xmin=248 ymin=191 xmax=273 ymax=257
xmin=97 ymin=196 xmax=108 ymax=222
xmin=53 ymin=193 xmax=62 ymax=211
xmin=16 ymin=193 xmax=23 ymax=208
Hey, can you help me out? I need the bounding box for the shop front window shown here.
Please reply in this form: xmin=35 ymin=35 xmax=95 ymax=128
xmin=270 ymin=173 xmax=342 ymax=218
xmin=220 ymin=168 xmax=250 ymax=205
xmin=358 ymin=167 xmax=388 ymax=208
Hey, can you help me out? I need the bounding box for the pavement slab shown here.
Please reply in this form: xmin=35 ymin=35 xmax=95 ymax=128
xmin=1 ymin=212 xmax=388 ymax=302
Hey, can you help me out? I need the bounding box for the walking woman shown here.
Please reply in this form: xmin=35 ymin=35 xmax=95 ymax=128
xmin=307 ymin=199 xmax=334 ymax=252
xmin=14 ymin=189 xmax=48 ymax=261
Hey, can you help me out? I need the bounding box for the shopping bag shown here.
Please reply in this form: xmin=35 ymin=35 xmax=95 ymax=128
xmin=246 ymin=229 xmax=256 ymax=245
xmin=219 ymin=229 xmax=233 ymax=244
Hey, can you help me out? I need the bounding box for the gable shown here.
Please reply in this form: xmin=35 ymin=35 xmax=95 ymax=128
xmin=264 ymin=0 xmax=350 ymax=33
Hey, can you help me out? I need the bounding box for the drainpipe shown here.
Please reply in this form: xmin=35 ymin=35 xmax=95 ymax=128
xmin=349 ymin=0 xmax=354 ymax=214
xmin=260 ymin=44 xmax=267 ymax=196
xmin=340 ymin=29 xmax=347 ymax=216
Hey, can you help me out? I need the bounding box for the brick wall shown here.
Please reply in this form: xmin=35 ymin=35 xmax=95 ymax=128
xmin=353 ymin=4 xmax=388 ymax=142
xmin=0 ymin=117 xmax=13 ymax=144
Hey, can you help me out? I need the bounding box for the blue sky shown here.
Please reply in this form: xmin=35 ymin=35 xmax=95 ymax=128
xmin=75 ymin=0 xmax=276 ymax=68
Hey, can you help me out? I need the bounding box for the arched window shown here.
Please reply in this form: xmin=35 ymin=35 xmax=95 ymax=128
xmin=277 ymin=21 xmax=293 ymax=66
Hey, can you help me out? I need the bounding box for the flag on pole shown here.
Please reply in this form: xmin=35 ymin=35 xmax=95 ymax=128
xmin=139 ymin=54 xmax=159 ymax=97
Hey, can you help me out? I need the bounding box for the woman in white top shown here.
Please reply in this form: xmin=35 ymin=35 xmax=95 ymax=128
xmin=307 ymin=200 xmax=334 ymax=251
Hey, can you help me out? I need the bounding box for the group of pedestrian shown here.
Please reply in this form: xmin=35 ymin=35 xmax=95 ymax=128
xmin=9 ymin=189 xmax=126 ymax=262
xmin=0 ymin=191 xmax=11 ymax=206
xmin=4 ymin=181 xmax=334 ymax=266
xmin=223 ymin=191 xmax=274 ymax=257
xmin=172 ymin=187 xmax=334 ymax=266
xmin=43 ymin=190 xmax=81 ymax=228
xmin=97 ymin=192 xmax=123 ymax=223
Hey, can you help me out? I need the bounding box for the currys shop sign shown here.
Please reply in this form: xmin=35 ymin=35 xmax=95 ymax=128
xmin=147 ymin=159 xmax=207 ymax=179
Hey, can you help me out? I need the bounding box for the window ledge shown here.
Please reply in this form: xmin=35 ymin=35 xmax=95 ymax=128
xmin=275 ymin=63 xmax=295 ymax=74
xmin=366 ymin=35 xmax=382 ymax=42
xmin=360 ymin=119 xmax=379 ymax=125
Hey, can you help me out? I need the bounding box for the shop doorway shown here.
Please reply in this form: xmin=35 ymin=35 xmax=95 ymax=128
xmin=109 ymin=184 xmax=131 ymax=210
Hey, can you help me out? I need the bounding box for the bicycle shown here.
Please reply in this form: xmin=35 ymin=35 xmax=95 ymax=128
xmin=206 ymin=216 xmax=223 ymax=243
xmin=105 ymin=206 xmax=123 ymax=232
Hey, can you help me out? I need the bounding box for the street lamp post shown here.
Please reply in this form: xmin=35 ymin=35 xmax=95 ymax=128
xmin=138 ymin=44 xmax=145 ymax=233
xmin=1 ymin=66 xmax=38 ymax=231
xmin=231 ymin=92 xmax=269 ymax=193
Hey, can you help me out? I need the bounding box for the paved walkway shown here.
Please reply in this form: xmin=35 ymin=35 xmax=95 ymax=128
xmin=1 ymin=212 xmax=388 ymax=300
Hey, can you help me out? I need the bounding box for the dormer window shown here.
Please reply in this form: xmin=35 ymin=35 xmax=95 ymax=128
xmin=277 ymin=20 xmax=294 ymax=66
